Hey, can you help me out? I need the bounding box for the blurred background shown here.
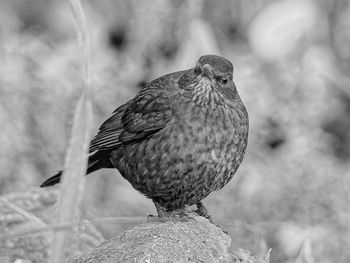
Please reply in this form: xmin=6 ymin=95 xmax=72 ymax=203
xmin=0 ymin=0 xmax=350 ymax=262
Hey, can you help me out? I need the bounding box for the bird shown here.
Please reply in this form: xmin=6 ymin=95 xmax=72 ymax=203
xmin=40 ymin=54 xmax=249 ymax=221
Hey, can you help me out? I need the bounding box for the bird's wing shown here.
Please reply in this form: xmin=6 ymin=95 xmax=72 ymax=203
xmin=89 ymin=102 xmax=130 ymax=152
xmin=89 ymin=85 xmax=175 ymax=152
xmin=119 ymin=86 xmax=174 ymax=143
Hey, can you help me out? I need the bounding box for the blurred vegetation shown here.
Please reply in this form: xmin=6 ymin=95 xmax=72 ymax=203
xmin=0 ymin=0 xmax=350 ymax=262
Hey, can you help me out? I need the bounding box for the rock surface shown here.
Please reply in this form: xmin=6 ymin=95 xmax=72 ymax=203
xmin=71 ymin=214 xmax=270 ymax=263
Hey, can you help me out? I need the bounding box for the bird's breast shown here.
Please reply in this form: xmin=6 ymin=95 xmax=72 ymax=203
xmin=171 ymin=99 xmax=248 ymax=175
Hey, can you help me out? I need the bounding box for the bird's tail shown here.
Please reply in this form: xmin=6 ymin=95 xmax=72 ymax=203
xmin=40 ymin=151 xmax=112 ymax=187
xmin=40 ymin=171 xmax=63 ymax=187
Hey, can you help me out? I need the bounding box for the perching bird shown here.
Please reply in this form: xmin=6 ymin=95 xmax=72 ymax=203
xmin=41 ymin=54 xmax=249 ymax=220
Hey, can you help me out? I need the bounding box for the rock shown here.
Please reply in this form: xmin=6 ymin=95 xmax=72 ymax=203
xmin=70 ymin=214 xmax=270 ymax=263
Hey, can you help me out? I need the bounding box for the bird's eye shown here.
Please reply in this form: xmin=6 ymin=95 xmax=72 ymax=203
xmin=221 ymin=78 xmax=228 ymax=85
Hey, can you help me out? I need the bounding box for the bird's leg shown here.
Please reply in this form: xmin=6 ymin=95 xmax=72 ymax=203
xmin=154 ymin=200 xmax=169 ymax=217
xmin=147 ymin=200 xmax=190 ymax=223
xmin=154 ymin=200 xmax=188 ymax=218
xmin=195 ymin=202 xmax=228 ymax=234
xmin=194 ymin=201 xmax=213 ymax=221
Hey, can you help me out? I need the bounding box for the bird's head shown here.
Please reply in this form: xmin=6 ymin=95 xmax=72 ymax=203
xmin=179 ymin=55 xmax=238 ymax=105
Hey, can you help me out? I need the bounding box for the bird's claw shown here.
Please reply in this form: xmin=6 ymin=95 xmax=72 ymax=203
xmin=147 ymin=205 xmax=197 ymax=223
xmin=194 ymin=202 xmax=228 ymax=234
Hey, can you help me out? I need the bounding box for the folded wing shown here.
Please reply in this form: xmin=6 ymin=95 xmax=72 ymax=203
xmin=89 ymin=86 xmax=174 ymax=153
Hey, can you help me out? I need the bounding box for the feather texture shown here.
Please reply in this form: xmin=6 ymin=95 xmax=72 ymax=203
xmin=41 ymin=55 xmax=249 ymax=214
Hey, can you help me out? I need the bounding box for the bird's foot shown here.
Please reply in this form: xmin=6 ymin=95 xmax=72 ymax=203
xmin=194 ymin=202 xmax=228 ymax=234
xmin=147 ymin=201 xmax=195 ymax=223
xmin=194 ymin=201 xmax=213 ymax=221
xmin=147 ymin=209 xmax=192 ymax=223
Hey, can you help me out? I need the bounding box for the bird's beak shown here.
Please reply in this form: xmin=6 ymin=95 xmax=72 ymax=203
xmin=200 ymin=64 xmax=214 ymax=80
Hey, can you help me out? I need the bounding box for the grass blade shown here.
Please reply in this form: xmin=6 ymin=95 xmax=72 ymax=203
xmin=48 ymin=0 xmax=92 ymax=262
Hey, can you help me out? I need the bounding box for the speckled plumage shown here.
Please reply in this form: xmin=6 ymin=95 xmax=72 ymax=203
xmin=41 ymin=55 xmax=249 ymax=217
